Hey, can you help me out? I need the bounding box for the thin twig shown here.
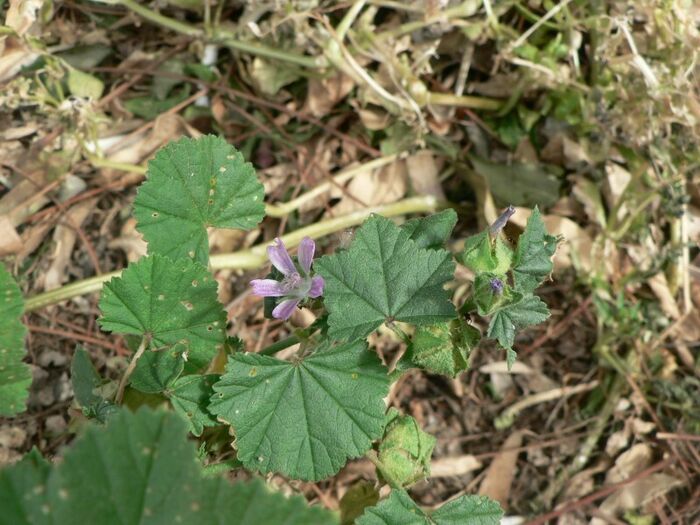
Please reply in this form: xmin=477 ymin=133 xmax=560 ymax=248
xmin=115 ymin=336 xmax=149 ymax=404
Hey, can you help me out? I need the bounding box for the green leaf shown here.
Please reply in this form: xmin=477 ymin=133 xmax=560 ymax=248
xmin=400 ymin=209 xmax=458 ymax=250
xmin=405 ymin=319 xmax=479 ymax=378
xmin=98 ymin=254 xmax=226 ymax=370
xmin=70 ymin=347 xmax=117 ymax=422
xmin=134 ymin=135 xmax=265 ymax=264
xmin=376 ymin=409 xmax=435 ymax=488
xmin=316 ymin=215 xmax=456 ymax=342
xmin=130 ymin=343 xmax=186 ymax=394
xmin=209 ymin=340 xmax=390 ymax=481
xmin=0 ymin=265 xmax=31 ymax=417
xmin=340 ymin=481 xmax=379 ymax=525
xmin=67 ymin=68 xmax=104 ymax=99
xmin=357 ymin=489 xmax=503 ymax=525
xmin=357 ymin=490 xmax=425 ymax=525
xmin=165 ymin=374 xmax=218 ymax=436
xmin=469 ymin=155 xmax=561 ymax=208
xmin=0 ymin=408 xmax=337 ymax=525
xmin=487 ymin=294 xmax=550 ymax=352
xmin=460 ymin=231 xmax=495 ymax=273
xmin=460 ymin=233 xmax=511 ymax=276
xmin=512 ymin=207 xmax=558 ymax=293
xmin=124 ymin=87 xmax=190 ymax=120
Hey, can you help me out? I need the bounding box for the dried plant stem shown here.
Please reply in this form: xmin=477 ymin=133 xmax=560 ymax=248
xmin=495 ymin=380 xmax=600 ymax=430
xmin=86 ymin=154 xmax=398 ymax=218
xmin=24 ymin=196 xmax=441 ymax=312
xmin=115 ymin=335 xmax=149 ymax=404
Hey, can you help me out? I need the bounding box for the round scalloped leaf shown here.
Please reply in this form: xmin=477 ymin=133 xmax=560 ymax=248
xmin=98 ymin=254 xmax=226 ymax=370
xmin=134 ymin=135 xmax=265 ymax=265
xmin=0 ymin=408 xmax=337 ymax=525
xmin=357 ymin=489 xmax=502 ymax=525
xmin=209 ymin=340 xmax=390 ymax=481
xmin=0 ymin=265 xmax=31 ymax=416
xmin=316 ymin=214 xmax=456 ymax=342
xmin=130 ymin=343 xmax=186 ymax=394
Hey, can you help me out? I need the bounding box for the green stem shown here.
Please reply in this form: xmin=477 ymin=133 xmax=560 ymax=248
xmin=24 ymin=196 xmax=442 ymax=312
xmin=118 ymin=0 xmax=203 ymax=37
xmin=115 ymin=0 xmax=321 ymax=69
xmin=426 ymin=91 xmax=502 ymax=111
xmin=265 ymin=154 xmax=398 ymax=217
xmin=259 ymin=335 xmax=300 ymax=356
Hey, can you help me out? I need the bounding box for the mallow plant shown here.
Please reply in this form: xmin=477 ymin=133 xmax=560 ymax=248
xmin=0 ymin=136 xmax=558 ymax=524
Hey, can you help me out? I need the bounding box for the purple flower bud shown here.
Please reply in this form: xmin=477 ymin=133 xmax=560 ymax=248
xmin=489 ymin=205 xmax=515 ymax=236
xmin=251 ymin=236 xmax=325 ymax=320
xmin=489 ymin=277 xmax=504 ymax=295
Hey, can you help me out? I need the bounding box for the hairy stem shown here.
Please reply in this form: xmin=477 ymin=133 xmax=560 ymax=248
xmin=24 ymin=196 xmax=442 ymax=312
xmin=115 ymin=336 xmax=149 ymax=404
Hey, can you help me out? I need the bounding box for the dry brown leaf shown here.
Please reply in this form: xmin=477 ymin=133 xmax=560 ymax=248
xmin=603 ymin=163 xmax=632 ymax=219
xmin=305 ymin=73 xmax=355 ymax=117
xmin=330 ymin=158 xmax=407 ymax=215
xmin=430 ymin=455 xmax=482 ymax=477
xmin=405 ymin=150 xmax=445 ymax=200
xmin=478 ymin=430 xmax=524 ymax=509
xmin=41 ymin=199 xmax=96 ymax=291
xmin=99 ymin=114 xmax=189 ymax=183
xmin=606 ymin=443 xmax=652 ymax=484
xmin=108 ymin=218 xmax=147 ymax=263
xmin=0 ymin=0 xmax=43 ymax=82
xmin=5 ymin=0 xmax=43 ymax=35
xmin=593 ymin=473 xmax=683 ymax=525
xmin=0 ymin=215 xmax=22 ymax=256
xmin=356 ymin=106 xmax=391 ymax=130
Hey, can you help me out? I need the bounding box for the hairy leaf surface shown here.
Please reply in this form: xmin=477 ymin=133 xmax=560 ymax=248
xmin=134 ymin=135 xmax=265 ymax=264
xmin=0 ymin=408 xmax=336 ymax=525
xmin=99 ymin=254 xmax=226 ymax=370
xmin=400 ymin=209 xmax=457 ymax=250
xmin=316 ymin=215 xmax=456 ymax=342
xmin=210 ymin=340 xmax=389 ymax=481
xmin=0 ymin=265 xmax=30 ymax=416
xmin=357 ymin=489 xmax=502 ymax=525
xmin=512 ymin=207 xmax=557 ymax=293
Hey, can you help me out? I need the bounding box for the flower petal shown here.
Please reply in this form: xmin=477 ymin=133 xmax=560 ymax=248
xmin=297 ymin=237 xmax=315 ymax=274
xmin=272 ymin=298 xmax=300 ymax=320
xmin=308 ymin=275 xmax=324 ymax=298
xmin=250 ymin=279 xmax=287 ymax=297
xmin=267 ymin=238 xmax=296 ymax=276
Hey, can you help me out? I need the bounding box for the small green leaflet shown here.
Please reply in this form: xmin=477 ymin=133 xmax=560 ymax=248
xmin=0 ymin=408 xmax=337 ymax=525
xmin=129 ymin=344 xmax=186 ymax=394
xmin=0 ymin=265 xmax=31 ymax=417
xmin=70 ymin=348 xmax=117 ymax=422
xmin=166 ymin=374 xmax=218 ymax=436
xmin=209 ymin=340 xmax=390 ymax=481
xmin=98 ymin=254 xmax=226 ymax=370
xmin=512 ymin=206 xmax=557 ymax=293
xmin=487 ymin=294 xmax=550 ymax=367
xmin=460 ymin=232 xmax=512 ymax=276
xmin=400 ymin=209 xmax=458 ymax=250
xmin=316 ymin=215 xmax=456 ymax=342
xmin=405 ymin=319 xmax=480 ymax=378
xmin=357 ymin=489 xmax=503 ymax=525
xmin=134 ymin=135 xmax=265 ymax=265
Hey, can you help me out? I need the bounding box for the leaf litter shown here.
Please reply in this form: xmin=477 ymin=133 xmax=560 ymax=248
xmin=0 ymin=0 xmax=698 ymax=522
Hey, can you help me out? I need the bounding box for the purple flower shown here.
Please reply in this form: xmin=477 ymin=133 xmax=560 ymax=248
xmin=489 ymin=277 xmax=504 ymax=295
xmin=250 ymin=237 xmax=324 ymax=320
